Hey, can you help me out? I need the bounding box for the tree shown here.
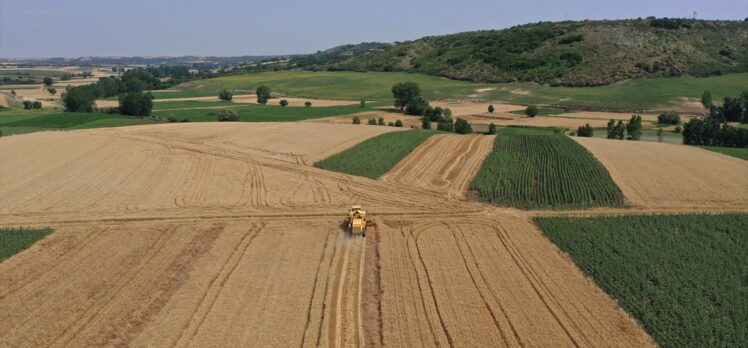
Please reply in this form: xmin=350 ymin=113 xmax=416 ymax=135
xmin=656 ymin=127 xmax=664 ymax=142
xmin=701 ymin=91 xmax=713 ymax=109
xmin=255 ymin=85 xmax=271 ymax=104
xmin=368 ymin=118 xmax=377 ymax=125
xmin=279 ymin=99 xmax=289 ymax=107
xmin=305 ymin=101 xmax=312 ymax=107
xmin=405 ymin=96 xmax=429 ymax=116
xmin=218 ymin=109 xmax=239 ymax=121
xmin=613 ymin=120 xmax=625 ymax=140
xmin=118 ymin=92 xmax=154 ymax=116
xmin=488 ymin=123 xmax=497 ymax=134
xmin=43 ymin=77 xmax=54 ymax=86
xmin=525 ymin=105 xmax=538 ymax=117
xmin=437 ymin=117 xmax=454 ymax=132
xmin=218 ymin=89 xmax=233 ymax=101
xmin=47 ymin=87 xmax=56 ymax=95
xmin=60 ymin=73 xmax=72 ymax=81
xmin=576 ymin=123 xmax=593 ymax=137
xmin=424 ymin=106 xmax=443 ymax=122
xmin=10 ymin=90 xmax=15 ymax=98
xmin=352 ymin=116 xmax=361 ymax=124
xmin=395 ymin=120 xmax=403 ymax=127
xmin=721 ymin=96 xmax=742 ymax=122
xmin=606 ymin=119 xmax=616 ymax=139
xmin=378 ymin=117 xmax=385 ymax=126
xmin=741 ymin=91 xmax=748 ymax=123
xmin=387 ymin=121 xmax=396 ymax=127
xmin=626 ymin=115 xmax=643 ymax=140
xmin=421 ymin=117 xmax=431 ymax=130
xmin=62 ymin=86 xmax=95 ymax=112
xmin=360 ymin=99 xmax=366 ymax=108
xmin=488 ymin=104 xmax=495 ymax=113
xmin=454 ymin=117 xmax=473 ymax=134
xmin=391 ymin=82 xmax=421 ymax=110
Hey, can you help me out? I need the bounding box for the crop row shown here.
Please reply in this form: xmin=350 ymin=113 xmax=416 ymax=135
xmin=469 ymin=130 xmax=624 ymax=209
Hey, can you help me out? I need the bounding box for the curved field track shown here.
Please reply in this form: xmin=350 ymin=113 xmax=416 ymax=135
xmin=381 ymin=134 xmax=495 ymax=199
xmin=574 ymin=137 xmax=748 ymax=209
xmin=0 ymin=123 xmax=655 ymax=346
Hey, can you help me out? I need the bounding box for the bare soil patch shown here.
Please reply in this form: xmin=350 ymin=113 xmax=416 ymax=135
xmin=574 ymin=137 xmax=748 ymax=208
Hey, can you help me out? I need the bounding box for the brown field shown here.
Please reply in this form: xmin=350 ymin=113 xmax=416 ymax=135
xmin=574 ymin=137 xmax=748 ymax=208
xmin=0 ymin=123 xmax=656 ymax=347
xmin=306 ymin=111 xmax=422 ymax=128
xmin=95 ymin=95 xmax=362 ymax=109
xmin=381 ymin=134 xmax=495 ymax=199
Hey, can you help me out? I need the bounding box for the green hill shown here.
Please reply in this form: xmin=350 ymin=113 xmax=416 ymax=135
xmin=290 ymin=18 xmax=748 ymax=86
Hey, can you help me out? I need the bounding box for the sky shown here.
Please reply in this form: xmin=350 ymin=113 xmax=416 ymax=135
xmin=1 ymin=0 xmax=746 ymax=58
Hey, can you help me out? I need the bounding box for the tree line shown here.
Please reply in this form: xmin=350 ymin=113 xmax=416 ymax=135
xmin=391 ymin=82 xmax=473 ymax=134
xmin=682 ymin=91 xmax=748 ymax=147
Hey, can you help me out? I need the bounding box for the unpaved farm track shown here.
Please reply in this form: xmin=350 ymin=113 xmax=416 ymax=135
xmin=381 ymin=134 xmax=495 ymax=199
xmin=0 ymin=123 xmax=656 ymax=347
xmin=574 ymin=137 xmax=748 ymax=209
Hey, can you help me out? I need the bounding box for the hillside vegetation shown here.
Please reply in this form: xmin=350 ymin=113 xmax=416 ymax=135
xmin=291 ymin=19 xmax=748 ymax=86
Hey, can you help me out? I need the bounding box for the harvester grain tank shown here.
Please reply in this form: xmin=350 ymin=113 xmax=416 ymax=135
xmin=347 ymin=205 xmax=374 ymax=237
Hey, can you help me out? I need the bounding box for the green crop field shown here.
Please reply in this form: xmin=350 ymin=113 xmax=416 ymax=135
xmin=0 ymin=111 xmax=159 ymax=136
xmin=534 ymin=213 xmax=748 ymax=348
xmin=152 ymin=100 xmax=234 ymax=110
xmin=314 ymin=130 xmax=438 ymax=179
xmin=154 ymin=101 xmax=387 ymax=122
xmin=470 ymin=128 xmax=624 ymax=209
xmin=172 ymin=70 xmax=747 ymax=111
xmin=701 ymin=146 xmax=748 ymax=160
xmin=1 ymin=227 xmax=54 ymax=261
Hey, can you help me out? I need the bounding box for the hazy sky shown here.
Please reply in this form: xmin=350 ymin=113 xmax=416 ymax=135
xmin=1 ymin=0 xmax=746 ymax=58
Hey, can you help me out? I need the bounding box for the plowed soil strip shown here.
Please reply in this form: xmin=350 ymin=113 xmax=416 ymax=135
xmin=381 ymin=134 xmax=495 ymax=199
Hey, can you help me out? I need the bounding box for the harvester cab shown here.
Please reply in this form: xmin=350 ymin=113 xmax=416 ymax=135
xmin=347 ymin=205 xmax=374 ymax=237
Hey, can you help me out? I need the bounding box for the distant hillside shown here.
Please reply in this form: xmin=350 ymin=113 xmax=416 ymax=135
xmin=290 ymin=19 xmax=748 ymax=86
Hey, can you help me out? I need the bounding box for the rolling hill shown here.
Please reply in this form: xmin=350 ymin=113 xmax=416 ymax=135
xmin=289 ymin=18 xmax=748 ymax=86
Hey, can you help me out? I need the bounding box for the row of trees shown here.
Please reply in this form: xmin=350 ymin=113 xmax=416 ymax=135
xmin=681 ymin=91 xmax=748 ymax=147
xmin=606 ymin=115 xmax=643 ymax=140
xmin=392 ymin=82 xmax=473 ymax=134
xmin=701 ymin=91 xmax=748 ymax=123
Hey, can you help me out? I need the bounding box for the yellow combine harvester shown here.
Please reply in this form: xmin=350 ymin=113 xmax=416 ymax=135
xmin=347 ymin=205 xmax=374 ymax=237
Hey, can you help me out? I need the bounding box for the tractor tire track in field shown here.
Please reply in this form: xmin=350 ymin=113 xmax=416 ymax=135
xmin=326 ymin=231 xmax=366 ymax=348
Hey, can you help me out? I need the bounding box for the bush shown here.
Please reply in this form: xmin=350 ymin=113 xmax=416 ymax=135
xmin=47 ymin=87 xmax=56 ymax=95
xmin=23 ymin=100 xmax=41 ymax=109
xmin=360 ymin=99 xmax=365 ymax=108
xmin=218 ymin=89 xmax=232 ymax=101
xmin=352 ymin=116 xmax=361 ymax=124
xmin=387 ymin=121 xmax=396 ymax=127
xmin=674 ymin=126 xmax=682 ymax=134
xmin=217 ymin=109 xmax=239 ymax=121
xmin=368 ymin=118 xmax=377 ymax=125
xmin=59 ymin=73 xmax=72 ymax=81
xmin=488 ymin=123 xmax=497 ymax=134
xmin=525 ymin=105 xmax=538 ymax=117
xmin=378 ymin=117 xmax=385 ymax=126
xmin=576 ymin=123 xmax=593 ymax=137
xmin=405 ymin=96 xmax=429 ymax=116
xmin=395 ymin=119 xmax=403 ymax=127
xmin=42 ymin=77 xmax=54 ymax=86
xmin=454 ymin=117 xmax=473 ymax=134
xmin=118 ymin=92 xmax=154 ymax=116
xmin=305 ymin=101 xmax=312 ymax=107
xmin=657 ymin=112 xmax=680 ymax=125
xmin=255 ymin=85 xmax=271 ymax=104
xmin=279 ymin=99 xmax=289 ymax=107
xmin=488 ymin=104 xmax=495 ymax=113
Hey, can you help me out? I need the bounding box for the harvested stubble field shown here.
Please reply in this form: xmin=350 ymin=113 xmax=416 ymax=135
xmin=381 ymin=134 xmax=495 ymax=199
xmin=574 ymin=137 xmax=748 ymax=209
xmin=0 ymin=122 xmax=655 ymax=347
